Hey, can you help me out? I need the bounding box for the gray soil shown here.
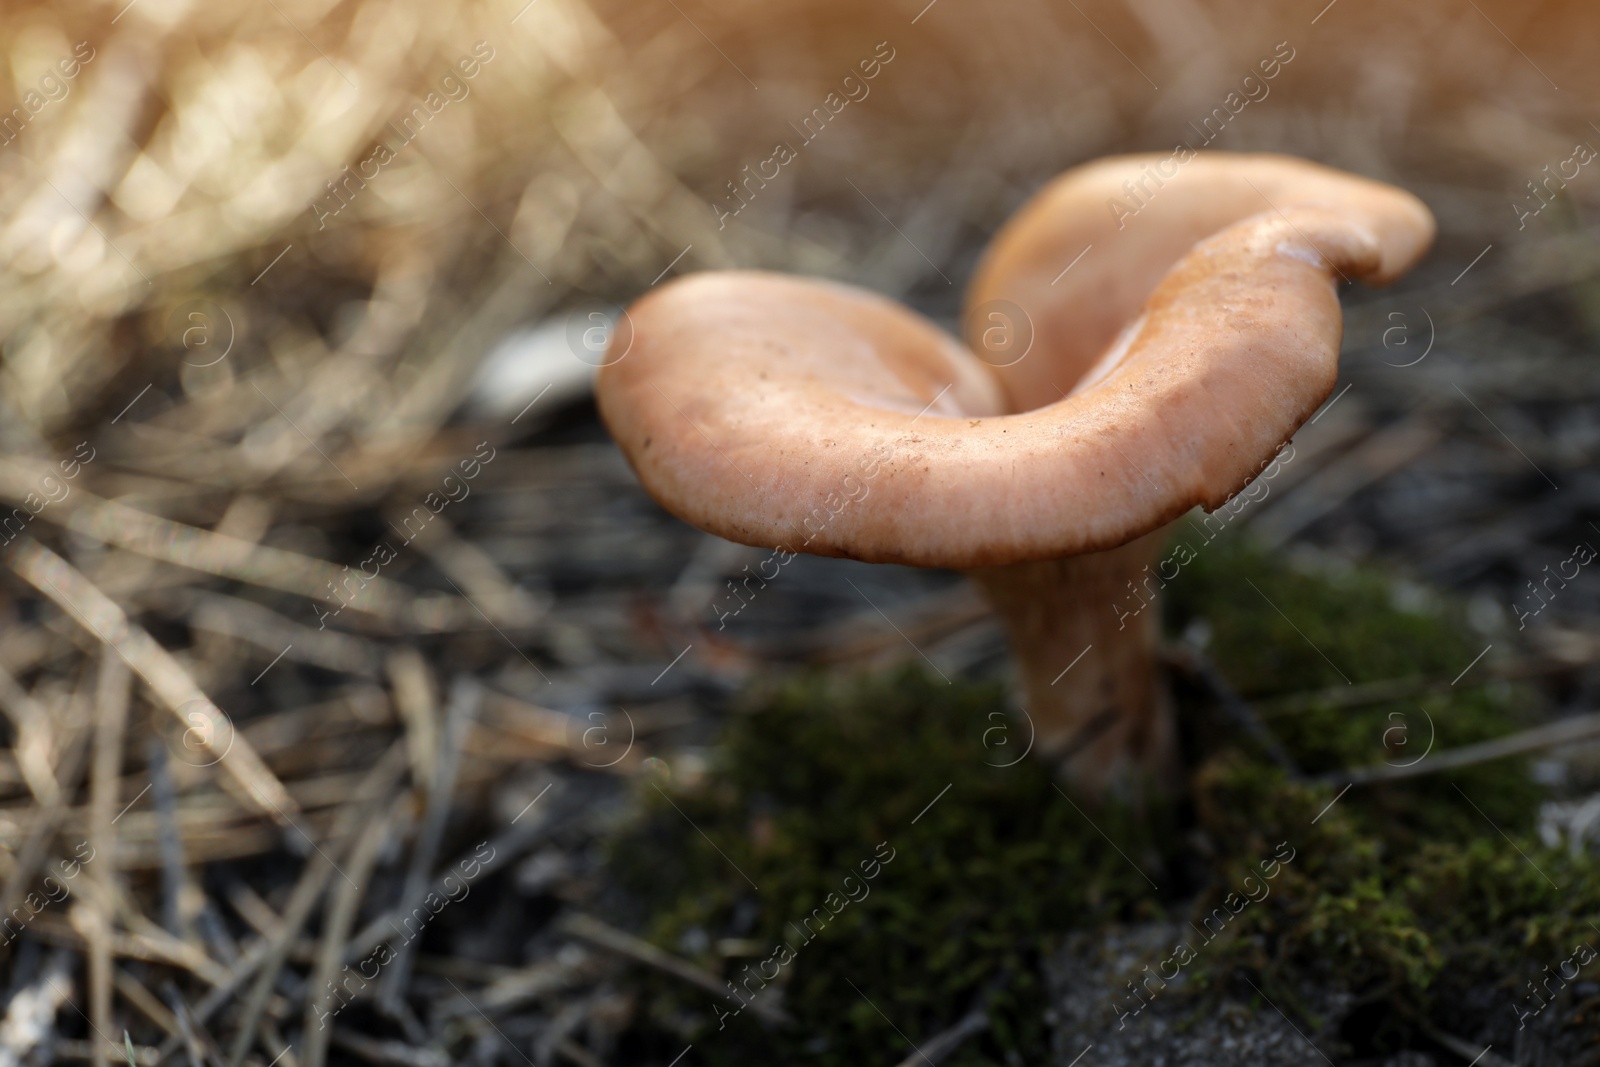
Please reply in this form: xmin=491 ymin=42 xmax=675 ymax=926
xmin=1044 ymin=922 xmax=1597 ymax=1066
xmin=1045 ymin=922 xmax=1369 ymax=1066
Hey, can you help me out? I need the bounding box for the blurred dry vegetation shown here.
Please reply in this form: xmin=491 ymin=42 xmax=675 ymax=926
xmin=0 ymin=0 xmax=1598 ymax=1063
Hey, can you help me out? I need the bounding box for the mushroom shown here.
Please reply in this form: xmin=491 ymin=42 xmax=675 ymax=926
xmin=596 ymin=152 xmax=1434 ymax=799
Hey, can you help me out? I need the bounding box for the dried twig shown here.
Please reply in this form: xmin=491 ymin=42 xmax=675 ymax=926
xmin=378 ymin=677 xmax=480 ymax=1013
xmin=0 ymin=676 xmax=93 ymax=927
xmin=342 ymin=811 xmax=566 ymax=968
xmin=891 ymin=965 xmax=1010 ymax=1067
xmin=111 ymin=971 xmax=181 ymax=1043
xmin=0 ymin=466 xmax=456 ymax=632
xmin=1247 ymin=419 xmax=1446 ymax=548
xmin=1327 ymin=710 xmax=1600 ymax=786
xmin=891 ymin=1007 xmax=988 ymax=1067
xmin=177 ymin=591 xmax=384 ymax=679
xmin=5 ymin=538 xmax=295 ymax=821
xmin=1391 ymin=1000 xmax=1516 ymax=1067
xmin=87 ymin=654 xmax=131 ymax=1067
xmin=1260 ymin=652 xmax=1570 ymax=717
xmin=146 ymin=741 xmax=185 ymax=940
xmin=328 ymin=1030 xmax=447 ymax=1067
xmin=223 ymin=744 xmax=407 ymax=1067
xmin=301 ymin=808 xmax=395 ymax=1067
xmin=30 ymin=918 xmax=230 ymax=989
xmin=558 ymin=912 xmax=790 ymax=1026
xmin=383 ymin=505 xmax=546 ymax=628
xmin=433 ymin=950 xmax=607 ymax=1019
xmin=386 ymin=651 xmax=438 ymax=790
xmin=1164 ymin=642 xmax=1300 ymax=777
xmin=0 ymin=662 xmax=63 ymax=805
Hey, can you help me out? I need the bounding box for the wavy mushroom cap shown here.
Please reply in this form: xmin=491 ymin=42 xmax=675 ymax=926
xmin=966 ymin=151 xmax=1436 ymax=411
xmin=599 ymin=201 xmax=1410 ymax=568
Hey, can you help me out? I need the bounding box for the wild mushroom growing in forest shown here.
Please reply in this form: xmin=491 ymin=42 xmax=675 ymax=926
xmin=595 ymin=152 xmax=1434 ymax=799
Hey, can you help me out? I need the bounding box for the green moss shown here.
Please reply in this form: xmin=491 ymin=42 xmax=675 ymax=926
xmin=611 ymin=668 xmax=1168 ymax=1063
xmin=1165 ymin=538 xmax=1542 ymax=840
xmin=1164 ymin=538 xmax=1480 ymax=697
xmin=607 ymin=537 xmax=1596 ymax=1061
xmin=1192 ymin=759 xmax=1600 ymax=1038
xmin=1192 ymin=758 xmax=1446 ymax=997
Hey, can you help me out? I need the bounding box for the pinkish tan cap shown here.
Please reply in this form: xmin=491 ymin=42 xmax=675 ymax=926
xmin=967 ymin=152 xmax=1436 ymax=411
xmin=597 ymin=159 xmax=1434 ymax=570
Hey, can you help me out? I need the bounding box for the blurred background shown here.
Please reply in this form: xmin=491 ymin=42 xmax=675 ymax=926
xmin=1 ymin=0 xmax=1598 ymax=1064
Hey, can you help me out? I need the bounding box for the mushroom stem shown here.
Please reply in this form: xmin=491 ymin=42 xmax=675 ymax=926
xmin=968 ymin=528 xmax=1177 ymax=799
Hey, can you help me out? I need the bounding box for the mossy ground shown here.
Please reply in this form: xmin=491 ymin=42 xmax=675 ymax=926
xmin=606 ymin=538 xmax=1600 ymax=1064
